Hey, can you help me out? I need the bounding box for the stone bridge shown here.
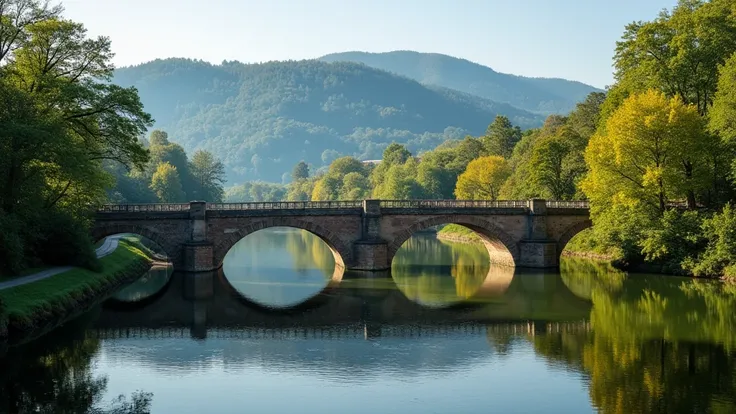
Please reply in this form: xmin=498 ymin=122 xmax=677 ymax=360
xmin=92 ymin=199 xmax=591 ymax=273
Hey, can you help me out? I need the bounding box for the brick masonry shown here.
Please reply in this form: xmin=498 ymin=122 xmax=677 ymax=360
xmin=92 ymin=200 xmax=591 ymax=272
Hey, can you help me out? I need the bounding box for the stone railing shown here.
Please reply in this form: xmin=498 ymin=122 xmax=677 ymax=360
xmin=379 ymin=200 xmax=530 ymax=209
xmin=97 ymin=203 xmax=190 ymax=212
xmin=97 ymin=199 xmax=596 ymax=213
xmin=206 ymin=201 xmax=364 ymax=210
xmin=546 ymin=200 xmax=590 ymax=209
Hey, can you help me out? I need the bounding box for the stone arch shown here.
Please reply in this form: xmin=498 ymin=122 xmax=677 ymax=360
xmin=386 ymin=215 xmax=519 ymax=267
xmin=91 ymin=223 xmax=179 ymax=264
xmin=556 ymin=219 xmax=593 ymax=256
xmin=213 ymin=217 xmax=352 ymax=269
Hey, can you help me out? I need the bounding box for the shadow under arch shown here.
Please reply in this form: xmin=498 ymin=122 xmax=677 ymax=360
xmin=556 ymin=219 xmax=593 ymax=257
xmin=91 ymin=224 xmax=176 ymax=263
xmin=387 ymin=216 xmax=519 ymax=267
xmin=214 ymin=219 xmax=352 ymax=269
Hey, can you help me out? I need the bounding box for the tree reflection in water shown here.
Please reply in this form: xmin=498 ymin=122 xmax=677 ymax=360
xmin=0 ymin=314 xmax=152 ymax=414
xmin=543 ymin=257 xmax=736 ymax=413
xmin=391 ymin=233 xmax=491 ymax=307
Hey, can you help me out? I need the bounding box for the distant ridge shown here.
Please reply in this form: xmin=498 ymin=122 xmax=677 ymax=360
xmin=320 ymin=50 xmax=603 ymax=115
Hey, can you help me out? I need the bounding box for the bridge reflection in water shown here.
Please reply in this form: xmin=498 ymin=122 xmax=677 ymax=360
xmin=92 ymin=264 xmax=593 ymax=342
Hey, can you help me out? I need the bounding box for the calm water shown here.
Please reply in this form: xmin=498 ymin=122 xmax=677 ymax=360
xmin=0 ymin=228 xmax=734 ymax=414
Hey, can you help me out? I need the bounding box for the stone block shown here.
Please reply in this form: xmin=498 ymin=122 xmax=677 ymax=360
xmin=183 ymin=242 xmax=215 ymax=272
xmin=518 ymin=240 xmax=558 ymax=268
xmin=352 ymin=241 xmax=389 ymax=271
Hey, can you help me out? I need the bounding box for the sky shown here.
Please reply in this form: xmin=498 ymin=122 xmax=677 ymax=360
xmin=62 ymin=0 xmax=678 ymax=89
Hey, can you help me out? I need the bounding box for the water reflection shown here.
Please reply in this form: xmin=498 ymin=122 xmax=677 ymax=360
xmin=109 ymin=263 xmax=173 ymax=303
xmin=0 ymin=313 xmax=152 ymax=413
xmin=1 ymin=231 xmax=735 ymax=413
xmin=221 ymin=227 xmax=339 ymax=309
xmin=392 ymin=234 xmax=494 ymax=307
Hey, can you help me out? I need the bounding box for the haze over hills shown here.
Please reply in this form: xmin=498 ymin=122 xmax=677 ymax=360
xmin=113 ymin=58 xmax=546 ymax=184
xmin=320 ymin=51 xmax=603 ymax=115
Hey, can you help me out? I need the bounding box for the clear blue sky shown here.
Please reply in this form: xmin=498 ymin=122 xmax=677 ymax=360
xmin=62 ymin=0 xmax=677 ymax=89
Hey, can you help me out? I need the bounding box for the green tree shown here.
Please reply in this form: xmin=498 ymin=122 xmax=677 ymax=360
xmin=454 ymin=156 xmax=511 ymax=200
xmin=189 ymin=150 xmax=225 ymax=202
xmin=148 ymin=130 xmax=170 ymax=147
xmin=382 ymin=142 xmax=412 ymax=165
xmin=530 ymin=127 xmax=587 ymax=200
xmin=583 ymin=90 xmax=708 ymax=214
xmin=311 ymin=174 xmax=341 ymax=201
xmin=292 ymin=161 xmax=310 ymax=181
xmin=567 ymin=92 xmax=606 ymax=139
xmin=150 ymin=162 xmax=185 ymax=202
xmin=340 ymin=172 xmax=370 ymax=200
xmin=0 ymin=1 xmax=152 ymax=272
xmin=613 ymin=0 xmax=736 ymax=116
xmin=709 ymin=52 xmax=736 ymax=185
xmin=482 ymin=115 xmax=522 ymax=158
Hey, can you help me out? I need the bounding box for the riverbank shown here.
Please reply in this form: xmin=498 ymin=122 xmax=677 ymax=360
xmin=436 ymin=227 xmax=735 ymax=283
xmin=0 ymin=239 xmax=153 ymax=343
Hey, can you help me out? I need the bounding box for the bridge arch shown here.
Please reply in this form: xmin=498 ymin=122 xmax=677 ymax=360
xmin=386 ymin=215 xmax=519 ymax=267
xmin=91 ymin=224 xmax=178 ymax=263
xmin=213 ymin=217 xmax=353 ymax=269
xmin=556 ymin=219 xmax=593 ymax=257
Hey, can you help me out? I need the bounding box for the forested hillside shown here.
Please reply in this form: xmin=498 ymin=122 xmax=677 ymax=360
xmin=320 ymin=51 xmax=603 ymax=115
xmin=113 ymin=59 xmax=544 ymax=183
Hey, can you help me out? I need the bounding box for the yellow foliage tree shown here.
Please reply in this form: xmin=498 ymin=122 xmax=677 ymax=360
xmin=454 ymin=156 xmax=511 ymax=200
xmin=582 ymin=90 xmax=708 ymax=214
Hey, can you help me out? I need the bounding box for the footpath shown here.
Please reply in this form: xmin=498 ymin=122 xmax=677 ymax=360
xmin=0 ymin=236 xmax=121 ymax=291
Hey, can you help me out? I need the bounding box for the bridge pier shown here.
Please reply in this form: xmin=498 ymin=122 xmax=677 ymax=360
xmin=183 ymin=201 xmax=216 ymax=272
xmin=518 ymin=199 xmax=559 ymax=268
xmin=351 ymin=200 xmax=390 ymax=271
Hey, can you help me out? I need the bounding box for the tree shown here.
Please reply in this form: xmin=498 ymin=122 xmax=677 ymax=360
xmin=292 ymin=161 xmax=310 ymax=181
xmin=382 ymin=143 xmax=412 ymax=165
xmin=454 ymin=156 xmax=511 ymax=200
xmin=612 ymin=0 xmax=736 ymax=116
xmin=148 ymin=130 xmax=170 ymax=147
xmin=0 ymin=2 xmax=152 ymax=272
xmin=583 ymin=90 xmax=708 ymax=214
xmin=482 ymin=115 xmax=522 ymax=158
xmin=567 ymin=92 xmax=607 ymax=139
xmin=150 ymin=162 xmax=185 ymax=202
xmin=311 ymin=175 xmax=341 ymax=201
xmin=340 ymin=172 xmax=370 ymax=200
xmin=328 ymin=156 xmax=365 ymax=176
xmin=530 ymin=127 xmax=587 ymax=200
xmin=709 ymin=52 xmax=736 ymax=181
xmin=190 ymin=150 xmax=226 ymax=202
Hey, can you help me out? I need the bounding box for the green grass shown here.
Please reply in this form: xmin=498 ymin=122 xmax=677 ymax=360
xmin=437 ymin=224 xmax=482 ymax=242
xmin=0 ymin=240 xmax=152 ymax=332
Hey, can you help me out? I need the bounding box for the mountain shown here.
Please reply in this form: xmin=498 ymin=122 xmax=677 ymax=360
xmin=319 ymin=51 xmax=603 ymax=115
xmin=113 ymin=58 xmax=544 ymax=184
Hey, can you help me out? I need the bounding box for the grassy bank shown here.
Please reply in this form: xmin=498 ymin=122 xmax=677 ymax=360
xmin=0 ymin=240 xmax=153 ymax=342
xmin=436 ymin=224 xmax=482 ymax=243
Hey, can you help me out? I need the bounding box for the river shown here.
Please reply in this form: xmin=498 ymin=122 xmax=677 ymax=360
xmin=0 ymin=228 xmax=734 ymax=413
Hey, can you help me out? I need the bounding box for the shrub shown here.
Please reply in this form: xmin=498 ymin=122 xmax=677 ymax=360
xmin=0 ymin=212 xmax=27 ymax=276
xmin=640 ymin=209 xmax=705 ymax=275
xmin=684 ymin=203 xmax=736 ymax=278
xmin=36 ymin=211 xmax=100 ymax=272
